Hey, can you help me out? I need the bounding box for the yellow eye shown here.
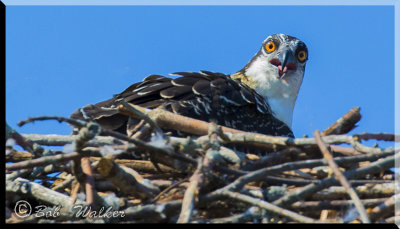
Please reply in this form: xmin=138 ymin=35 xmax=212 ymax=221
xmin=265 ymin=41 xmax=276 ymax=53
xmin=297 ymin=50 xmax=307 ymax=62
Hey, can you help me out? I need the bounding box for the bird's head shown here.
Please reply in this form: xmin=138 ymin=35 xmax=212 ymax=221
xmin=263 ymin=34 xmax=308 ymax=80
xmin=232 ymin=34 xmax=308 ymax=127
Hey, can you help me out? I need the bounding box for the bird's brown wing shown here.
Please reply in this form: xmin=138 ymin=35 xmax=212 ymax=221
xmin=70 ymin=71 xmax=293 ymax=137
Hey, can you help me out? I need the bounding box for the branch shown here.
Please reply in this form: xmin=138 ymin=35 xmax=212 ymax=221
xmin=97 ymin=157 xmax=160 ymax=199
xmin=272 ymin=153 xmax=397 ymax=208
xmin=314 ymin=130 xmax=370 ymax=223
xmin=212 ymin=190 xmax=320 ymax=223
xmin=321 ymin=106 xmax=361 ymax=136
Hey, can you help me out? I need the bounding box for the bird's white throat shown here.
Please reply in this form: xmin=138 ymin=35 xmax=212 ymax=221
xmin=244 ymin=56 xmax=303 ymax=127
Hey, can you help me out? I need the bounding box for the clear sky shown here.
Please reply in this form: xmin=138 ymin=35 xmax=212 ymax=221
xmin=5 ymin=4 xmax=396 ymax=148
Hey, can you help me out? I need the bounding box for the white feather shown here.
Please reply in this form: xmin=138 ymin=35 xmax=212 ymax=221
xmin=244 ymin=55 xmax=304 ymax=127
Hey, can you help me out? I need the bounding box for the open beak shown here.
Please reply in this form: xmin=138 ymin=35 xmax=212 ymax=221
xmin=270 ymin=49 xmax=297 ymax=78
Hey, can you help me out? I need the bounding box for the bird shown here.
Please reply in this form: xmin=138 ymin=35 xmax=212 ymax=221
xmin=70 ymin=33 xmax=308 ymax=138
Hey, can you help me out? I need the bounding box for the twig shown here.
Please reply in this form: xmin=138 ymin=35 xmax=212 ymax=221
xmin=70 ymin=182 xmax=80 ymax=205
xmin=118 ymin=99 xmax=163 ymax=134
xmin=263 ymin=176 xmax=392 ymax=186
xmin=314 ymin=130 xmax=370 ymax=223
xmin=177 ymin=157 xmax=204 ymax=223
xmin=6 ymin=169 xmax=32 ymax=181
xmin=321 ymin=106 xmax=361 ymax=136
xmin=123 ymin=200 xmax=182 ymax=223
xmin=6 ymin=122 xmax=51 ymax=157
xmin=212 ymin=149 xmax=395 ymax=193
xmin=17 ymin=116 xmax=86 ymax=129
xmin=192 ymin=206 xmax=262 ymax=223
xmin=311 ymin=183 xmax=395 ymax=200
xmin=6 ymin=177 xmax=85 ymax=213
xmin=368 ymin=194 xmax=398 ymax=221
xmin=290 ymin=198 xmax=388 ymax=211
xmin=6 ymin=151 xmax=90 ymax=171
xmin=272 ymin=154 xmax=397 ymax=208
xmin=90 ymin=157 xmax=177 ymax=174
xmin=97 ymin=157 xmax=160 ymax=199
xmin=213 ymin=190 xmax=320 ymax=223
xmin=354 ymin=132 xmax=400 ymax=142
xmin=6 ymin=150 xmax=33 ymax=162
xmin=151 ymin=179 xmax=189 ymax=203
xmin=52 ymin=174 xmax=75 ymax=192
xmin=329 ymin=145 xmax=362 ymax=156
xmin=21 ymin=133 xmax=124 ymax=147
xmin=80 ymin=157 xmax=96 ymax=211
xmin=117 ymin=103 xmax=244 ymax=136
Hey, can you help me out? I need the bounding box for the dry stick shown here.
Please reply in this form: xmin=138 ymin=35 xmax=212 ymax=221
xmin=22 ymin=133 xmax=124 ymax=147
xmin=311 ymin=183 xmax=395 ymax=201
xmin=354 ymin=132 xmax=400 ymax=142
xmin=70 ymin=182 xmax=80 ymax=205
xmin=6 ymin=150 xmax=34 ymax=162
xmin=321 ymin=106 xmax=361 ymax=136
xmin=100 ymin=125 xmax=197 ymax=166
xmin=6 ymin=169 xmax=32 ymax=182
xmin=290 ymin=198 xmax=388 ymax=212
xmin=329 ymin=145 xmax=362 ymax=156
xmin=6 ymin=122 xmax=51 ymax=157
xmin=272 ymin=153 xmax=398 ymax=208
xmin=90 ymin=157 xmax=177 ymax=174
xmin=117 ymin=103 xmax=244 ymax=136
xmin=193 ymin=206 xmax=262 ymax=223
xmin=264 ymin=176 xmax=392 ymax=186
xmin=81 ymin=157 xmax=96 ymax=210
xmin=151 ymin=178 xmax=189 ymax=203
xmin=314 ymin=130 xmax=370 ymax=223
xmin=6 ymin=151 xmax=90 ymax=171
xmin=177 ymin=122 xmax=219 ymax=223
xmin=52 ymin=175 xmax=75 ymax=192
xmin=17 ymin=115 xmax=197 ymax=166
xmin=17 ymin=115 xmax=394 ymax=156
xmin=18 ymin=115 xmax=86 ymax=129
xmin=6 ymin=177 xmax=85 ymax=212
xmin=177 ymin=157 xmax=204 ymax=223
xmin=215 ymin=149 xmax=395 ymax=193
xmin=368 ymin=193 xmax=399 ymax=221
xmin=118 ymin=103 xmax=393 ymax=155
xmin=97 ymin=157 xmax=160 ymax=198
xmin=119 ymin=99 xmax=162 ymax=133
xmin=217 ymin=190 xmax=320 ymax=223
xmin=123 ymin=200 xmax=182 ymax=222
xmin=70 ymin=122 xmax=108 ymax=213
xmin=121 ymin=104 xmax=397 ymax=152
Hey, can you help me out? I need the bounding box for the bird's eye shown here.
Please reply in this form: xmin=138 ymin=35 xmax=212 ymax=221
xmin=297 ymin=50 xmax=307 ymax=62
xmin=265 ymin=41 xmax=276 ymax=53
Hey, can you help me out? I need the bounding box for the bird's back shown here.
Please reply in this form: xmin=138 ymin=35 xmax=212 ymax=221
xmin=70 ymin=71 xmax=294 ymax=137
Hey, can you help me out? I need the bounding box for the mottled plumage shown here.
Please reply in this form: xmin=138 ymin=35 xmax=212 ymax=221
xmin=71 ymin=34 xmax=308 ymax=138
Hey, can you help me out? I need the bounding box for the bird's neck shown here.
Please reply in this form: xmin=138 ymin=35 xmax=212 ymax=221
xmin=231 ymin=63 xmax=300 ymax=127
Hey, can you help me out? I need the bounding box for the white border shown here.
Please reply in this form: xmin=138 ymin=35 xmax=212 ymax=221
xmin=3 ymin=0 xmax=399 ymax=225
xmin=0 ymin=0 xmax=397 ymax=6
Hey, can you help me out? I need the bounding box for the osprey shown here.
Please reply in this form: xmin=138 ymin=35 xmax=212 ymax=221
xmin=71 ymin=34 xmax=308 ymax=138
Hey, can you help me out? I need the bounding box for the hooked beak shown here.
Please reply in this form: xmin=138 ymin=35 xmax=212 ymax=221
xmin=270 ymin=49 xmax=297 ymax=78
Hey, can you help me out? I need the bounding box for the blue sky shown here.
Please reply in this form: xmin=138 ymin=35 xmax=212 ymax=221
xmin=5 ymin=5 xmax=396 ymax=148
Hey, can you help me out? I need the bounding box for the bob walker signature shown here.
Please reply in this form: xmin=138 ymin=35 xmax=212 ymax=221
xmin=14 ymin=200 xmax=125 ymax=219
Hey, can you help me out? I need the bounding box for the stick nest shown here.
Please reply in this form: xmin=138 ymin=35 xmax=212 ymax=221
xmin=5 ymin=105 xmax=399 ymax=224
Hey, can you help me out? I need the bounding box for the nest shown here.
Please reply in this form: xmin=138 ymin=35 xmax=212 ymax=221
xmin=5 ymin=104 xmax=399 ymax=224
